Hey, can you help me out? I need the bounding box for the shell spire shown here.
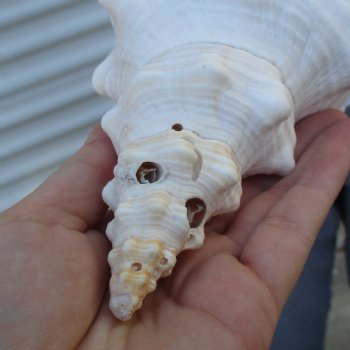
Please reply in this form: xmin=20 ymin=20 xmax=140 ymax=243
xmin=93 ymin=0 xmax=350 ymax=320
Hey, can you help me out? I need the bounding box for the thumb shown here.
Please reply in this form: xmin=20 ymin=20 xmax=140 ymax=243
xmin=14 ymin=125 xmax=117 ymax=230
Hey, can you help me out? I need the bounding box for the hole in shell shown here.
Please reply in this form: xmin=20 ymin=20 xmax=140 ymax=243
xmin=131 ymin=262 xmax=142 ymax=272
xmin=172 ymin=123 xmax=183 ymax=131
xmin=186 ymin=198 xmax=206 ymax=228
xmin=160 ymin=257 xmax=168 ymax=266
xmin=136 ymin=162 xmax=162 ymax=184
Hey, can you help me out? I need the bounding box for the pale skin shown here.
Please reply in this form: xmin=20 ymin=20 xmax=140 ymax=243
xmin=1 ymin=110 xmax=350 ymax=350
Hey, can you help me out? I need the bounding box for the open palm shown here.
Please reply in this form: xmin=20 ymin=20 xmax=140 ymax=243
xmin=1 ymin=110 xmax=349 ymax=350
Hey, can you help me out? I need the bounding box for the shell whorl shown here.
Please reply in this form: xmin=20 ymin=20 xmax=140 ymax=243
xmin=101 ymin=45 xmax=297 ymax=176
xmin=94 ymin=0 xmax=350 ymax=114
xmin=93 ymin=0 xmax=350 ymax=320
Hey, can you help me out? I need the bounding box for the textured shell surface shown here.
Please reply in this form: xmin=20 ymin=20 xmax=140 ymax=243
xmin=93 ymin=0 xmax=350 ymax=320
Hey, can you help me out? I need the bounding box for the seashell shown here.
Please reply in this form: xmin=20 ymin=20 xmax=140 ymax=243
xmin=92 ymin=0 xmax=350 ymax=321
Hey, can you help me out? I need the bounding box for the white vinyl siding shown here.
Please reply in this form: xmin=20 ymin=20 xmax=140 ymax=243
xmin=1 ymin=0 xmax=114 ymax=211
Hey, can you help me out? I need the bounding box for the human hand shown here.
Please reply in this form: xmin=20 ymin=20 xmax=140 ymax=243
xmin=0 ymin=127 xmax=116 ymax=349
xmin=1 ymin=110 xmax=349 ymax=350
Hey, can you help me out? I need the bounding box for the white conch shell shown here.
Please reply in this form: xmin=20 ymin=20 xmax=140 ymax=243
xmin=93 ymin=0 xmax=350 ymax=320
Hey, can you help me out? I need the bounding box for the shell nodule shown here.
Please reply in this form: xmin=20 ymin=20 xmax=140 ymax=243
xmin=108 ymin=238 xmax=176 ymax=320
xmin=94 ymin=0 xmax=350 ymax=320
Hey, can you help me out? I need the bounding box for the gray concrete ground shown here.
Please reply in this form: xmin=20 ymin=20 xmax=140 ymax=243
xmin=325 ymin=228 xmax=350 ymax=350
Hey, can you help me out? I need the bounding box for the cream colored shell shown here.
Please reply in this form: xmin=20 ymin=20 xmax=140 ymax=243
xmin=108 ymin=238 xmax=176 ymax=321
xmin=93 ymin=0 xmax=350 ymax=320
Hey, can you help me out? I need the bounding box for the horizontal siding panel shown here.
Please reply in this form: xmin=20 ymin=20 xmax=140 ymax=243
xmin=1 ymin=1 xmax=110 ymax=61
xmin=1 ymin=25 xmax=113 ymax=98
xmin=1 ymin=0 xmax=114 ymax=211
xmin=2 ymin=64 xmax=104 ymax=130
xmin=1 ymin=95 xmax=112 ymax=160
xmin=1 ymin=0 xmax=71 ymax=27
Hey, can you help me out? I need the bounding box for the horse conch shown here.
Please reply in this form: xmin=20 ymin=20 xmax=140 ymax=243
xmin=92 ymin=0 xmax=350 ymax=321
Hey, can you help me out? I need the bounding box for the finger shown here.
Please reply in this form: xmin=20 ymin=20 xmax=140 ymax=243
xmin=205 ymin=212 xmax=237 ymax=235
xmin=13 ymin=125 xmax=117 ymax=231
xmin=293 ymin=109 xmax=347 ymax=161
xmin=240 ymin=117 xmax=350 ymax=309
